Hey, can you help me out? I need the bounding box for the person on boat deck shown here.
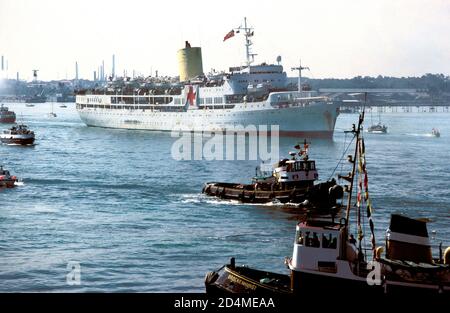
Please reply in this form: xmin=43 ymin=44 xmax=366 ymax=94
xmin=349 ymin=234 xmax=357 ymax=245
xmin=312 ymin=233 xmax=320 ymax=247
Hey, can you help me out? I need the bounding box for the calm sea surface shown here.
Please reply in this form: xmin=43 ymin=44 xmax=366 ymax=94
xmin=0 ymin=103 xmax=449 ymax=292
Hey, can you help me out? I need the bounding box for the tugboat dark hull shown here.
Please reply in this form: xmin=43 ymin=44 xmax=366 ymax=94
xmin=202 ymin=181 xmax=343 ymax=208
xmin=0 ymin=136 xmax=35 ymax=145
xmin=206 ymin=263 xmax=449 ymax=296
xmin=205 ymin=263 xmax=292 ymax=295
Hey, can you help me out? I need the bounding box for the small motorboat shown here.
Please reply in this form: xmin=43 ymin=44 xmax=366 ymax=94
xmin=368 ymin=110 xmax=387 ymax=134
xmin=0 ymin=104 xmax=16 ymax=123
xmin=368 ymin=123 xmax=388 ymax=134
xmin=0 ymin=124 xmax=35 ymax=145
xmin=432 ymin=128 xmax=440 ymax=137
xmin=0 ymin=165 xmax=19 ymax=188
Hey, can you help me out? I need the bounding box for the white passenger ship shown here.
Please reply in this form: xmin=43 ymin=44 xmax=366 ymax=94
xmin=76 ymin=19 xmax=340 ymax=138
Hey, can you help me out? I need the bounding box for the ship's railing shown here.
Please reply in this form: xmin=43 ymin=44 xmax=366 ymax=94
xmin=76 ymin=94 xmax=179 ymax=105
xmin=268 ymin=92 xmax=332 ymax=108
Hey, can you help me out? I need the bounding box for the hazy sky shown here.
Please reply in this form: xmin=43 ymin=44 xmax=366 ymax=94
xmin=1 ymin=0 xmax=449 ymax=81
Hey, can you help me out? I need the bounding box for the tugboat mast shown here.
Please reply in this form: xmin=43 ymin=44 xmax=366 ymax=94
xmin=345 ymin=109 xmax=365 ymax=227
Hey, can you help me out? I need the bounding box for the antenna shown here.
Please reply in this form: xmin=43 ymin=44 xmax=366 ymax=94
xmin=276 ymin=56 xmax=282 ymax=65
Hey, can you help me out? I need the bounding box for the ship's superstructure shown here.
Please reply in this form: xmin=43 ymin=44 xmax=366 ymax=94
xmin=76 ymin=19 xmax=340 ymax=137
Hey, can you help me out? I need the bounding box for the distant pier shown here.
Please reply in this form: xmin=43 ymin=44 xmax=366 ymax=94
xmin=319 ymin=88 xmax=450 ymax=113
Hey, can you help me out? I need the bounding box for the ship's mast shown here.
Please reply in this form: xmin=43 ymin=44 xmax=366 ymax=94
xmin=339 ymin=105 xmax=364 ymax=260
xmin=235 ymin=17 xmax=257 ymax=67
xmin=291 ymin=60 xmax=309 ymax=98
xmin=344 ymin=109 xmax=365 ymax=227
xmin=345 ymin=92 xmax=367 ymax=229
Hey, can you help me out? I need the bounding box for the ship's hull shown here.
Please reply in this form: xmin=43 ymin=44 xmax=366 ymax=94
xmin=76 ymin=101 xmax=340 ymax=138
xmin=0 ymin=179 xmax=16 ymax=188
xmin=202 ymin=181 xmax=343 ymax=209
xmin=0 ymin=116 xmax=16 ymax=123
xmin=0 ymin=113 xmax=16 ymax=124
xmin=205 ymin=265 xmax=292 ymax=295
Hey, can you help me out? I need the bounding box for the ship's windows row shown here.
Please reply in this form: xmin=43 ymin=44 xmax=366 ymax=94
xmin=109 ymin=96 xmax=174 ymax=105
xmin=198 ymin=105 xmax=235 ymax=110
xmin=295 ymin=230 xmax=337 ymax=249
xmin=86 ymin=97 xmax=103 ymax=104
xmin=198 ymin=97 xmax=224 ymax=105
xmin=77 ymin=103 xmax=185 ymax=112
xmin=291 ymin=161 xmax=316 ymax=172
xmin=77 ymin=103 xmax=236 ymax=111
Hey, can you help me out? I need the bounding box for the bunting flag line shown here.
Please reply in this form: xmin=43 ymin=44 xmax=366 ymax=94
xmin=358 ymin=137 xmax=376 ymax=255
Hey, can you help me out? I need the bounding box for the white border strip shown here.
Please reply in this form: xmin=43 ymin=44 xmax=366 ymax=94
xmin=388 ymin=231 xmax=429 ymax=246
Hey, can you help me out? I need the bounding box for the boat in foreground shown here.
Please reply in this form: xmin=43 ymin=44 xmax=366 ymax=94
xmin=205 ymin=258 xmax=291 ymax=295
xmin=202 ymin=141 xmax=343 ymax=209
xmin=205 ymin=112 xmax=450 ymax=295
xmin=0 ymin=124 xmax=35 ymax=145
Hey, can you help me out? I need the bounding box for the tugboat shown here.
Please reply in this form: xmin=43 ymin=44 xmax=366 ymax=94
xmin=432 ymin=128 xmax=440 ymax=137
xmin=0 ymin=124 xmax=35 ymax=145
xmin=205 ymin=112 xmax=450 ymax=295
xmin=0 ymin=104 xmax=16 ymax=123
xmin=0 ymin=165 xmax=19 ymax=188
xmin=202 ymin=142 xmax=344 ymax=209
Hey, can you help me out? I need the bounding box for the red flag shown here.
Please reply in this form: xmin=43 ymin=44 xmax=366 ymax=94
xmin=223 ymin=30 xmax=235 ymax=42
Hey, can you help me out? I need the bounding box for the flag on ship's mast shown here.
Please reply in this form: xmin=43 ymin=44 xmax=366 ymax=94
xmin=223 ymin=30 xmax=235 ymax=41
